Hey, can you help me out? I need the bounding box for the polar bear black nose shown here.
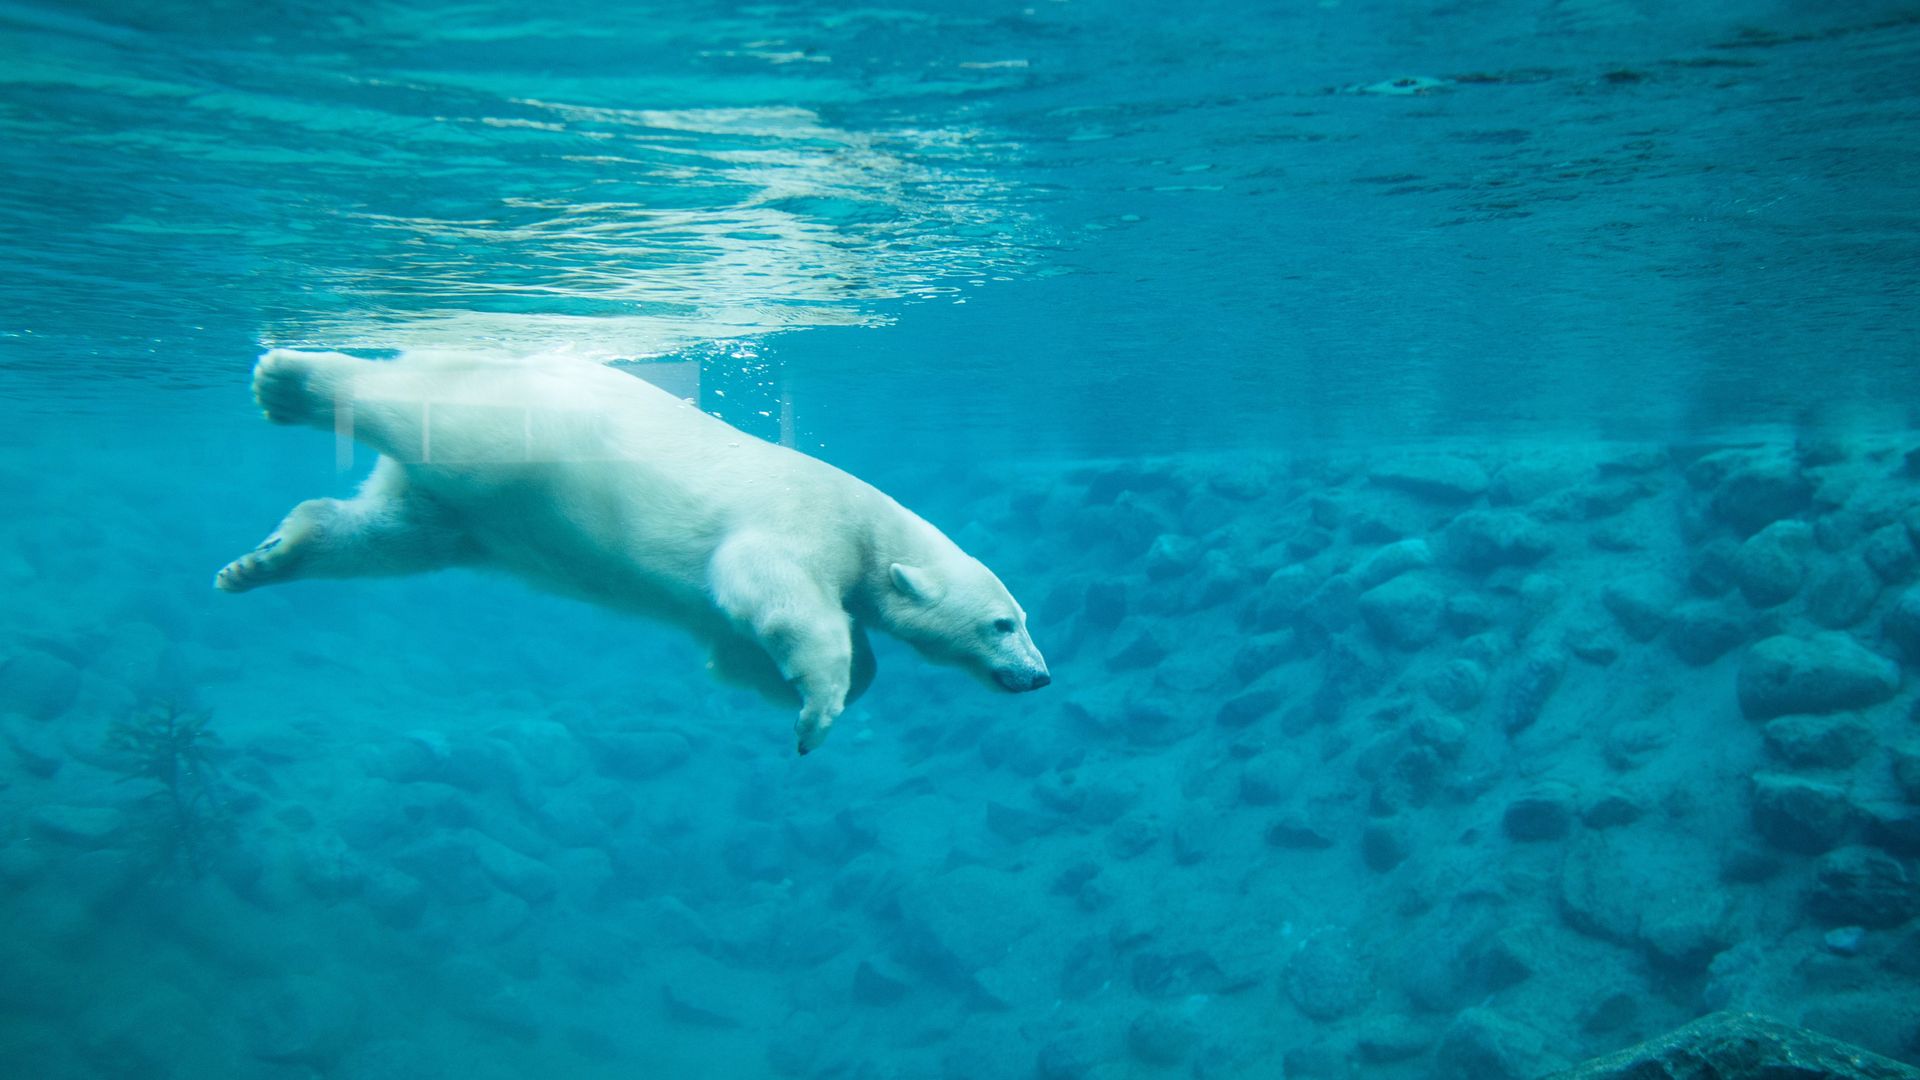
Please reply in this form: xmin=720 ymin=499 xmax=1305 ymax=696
xmin=1030 ymin=671 xmax=1051 ymax=690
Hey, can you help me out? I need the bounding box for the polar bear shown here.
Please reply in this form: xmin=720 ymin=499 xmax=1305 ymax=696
xmin=215 ymin=349 xmax=1049 ymax=753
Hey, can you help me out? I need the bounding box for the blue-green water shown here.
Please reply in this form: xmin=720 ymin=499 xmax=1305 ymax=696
xmin=3 ymin=1 xmax=1919 ymax=1077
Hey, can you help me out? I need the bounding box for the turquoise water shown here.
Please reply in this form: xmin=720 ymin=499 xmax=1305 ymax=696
xmin=3 ymin=1 xmax=1920 ymax=1077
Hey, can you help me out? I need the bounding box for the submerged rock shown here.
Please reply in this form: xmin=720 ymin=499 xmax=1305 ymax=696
xmin=1750 ymin=774 xmax=1854 ymax=853
xmin=28 ymin=805 xmax=125 ymax=849
xmin=1602 ymin=575 xmax=1673 ymax=641
xmin=1808 ymin=847 xmax=1919 ymax=928
xmin=1285 ymin=933 xmax=1371 ymax=1020
xmin=1710 ymin=460 xmax=1812 ymax=536
xmin=1540 ymin=1010 xmax=1919 ymax=1080
xmin=1359 ymin=575 xmax=1446 ymax=648
xmin=1353 ymin=538 xmax=1435 ymax=590
xmin=1446 ymin=510 xmax=1553 ymax=570
xmin=1126 ymin=1009 xmax=1199 ymax=1066
xmin=1736 ymin=634 xmax=1899 ymax=719
xmin=1809 ymin=558 xmax=1881 ymax=628
xmin=0 ymin=649 xmax=80 ymax=721
xmin=1733 ymin=521 xmax=1813 ymax=607
xmin=1504 ymin=785 xmax=1576 ymax=841
xmin=1762 ymin=714 xmax=1872 ymax=769
xmin=1437 ymin=1008 xmax=1553 ymax=1080
xmin=1886 ymin=587 xmax=1920 ymax=659
xmin=1369 ymin=455 xmax=1489 ymax=502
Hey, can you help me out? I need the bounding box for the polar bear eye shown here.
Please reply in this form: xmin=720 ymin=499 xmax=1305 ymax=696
xmin=992 ymin=617 xmax=1016 ymax=635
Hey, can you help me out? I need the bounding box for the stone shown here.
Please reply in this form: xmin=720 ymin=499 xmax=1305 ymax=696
xmin=1231 ymin=633 xmax=1295 ymax=685
xmin=1239 ymin=755 xmax=1296 ymax=806
xmin=1362 ymin=820 xmax=1410 ymax=872
xmin=1437 ymin=1008 xmax=1551 ymax=1080
xmin=471 ymin=834 xmax=558 ymax=903
xmin=1824 ymin=925 xmax=1867 ymax=955
xmin=1604 ymin=720 xmax=1672 ymax=771
xmin=1733 ymin=521 xmax=1813 ymax=607
xmin=28 ymin=805 xmax=125 ymax=849
xmin=1580 ymin=992 xmax=1640 ymax=1035
xmin=1353 ymin=538 xmax=1434 ymax=590
xmin=1446 ymin=510 xmax=1553 ymax=570
xmin=1355 ymin=1015 xmax=1434 ymax=1063
xmin=1250 ymin=566 xmax=1315 ymax=631
xmin=1445 ymin=592 xmax=1500 ymax=635
xmin=1411 ymin=712 xmax=1468 ymax=759
xmin=1809 ymin=558 xmax=1881 ymax=628
xmin=1035 ymin=1037 xmax=1096 ymax=1080
xmin=4 ymin=721 xmax=62 ymax=777
xmin=1144 ymin=534 xmax=1201 ymax=582
xmin=986 ymin=800 xmax=1061 ymax=843
xmin=1808 ymin=847 xmax=1919 ymax=928
xmin=1750 ymin=774 xmax=1854 ymax=853
xmin=1640 ymin=902 xmax=1731 ymax=972
xmin=1540 ymin=1011 xmax=1920 ymax=1080
xmin=1863 ymin=523 xmax=1917 ymax=582
xmin=1864 ymin=801 xmax=1920 ymax=856
xmin=1893 ymin=744 xmax=1920 ymax=801
xmin=1127 ymin=1009 xmax=1199 ymax=1066
xmin=586 ymin=730 xmax=691 ymax=781
xmin=1668 ymin=603 xmax=1746 ymax=666
xmin=1737 ymin=634 xmax=1899 ymax=719
xmin=240 ymin=975 xmax=360 ymax=1066
xmin=1285 ymin=934 xmax=1371 ymax=1020
xmin=1886 ymin=587 xmax=1920 ymax=660
xmin=1504 ymin=785 xmax=1576 ymax=841
xmin=1690 ymin=538 xmax=1740 ymax=597
xmin=1602 ymin=575 xmax=1673 ymax=641
xmin=0 ymin=649 xmax=80 ymax=721
xmin=852 ymin=958 xmax=912 ymax=1006
xmin=1501 ymin=647 xmax=1567 ymax=733
xmin=1492 ymin=458 xmax=1583 ymax=504
xmin=1762 ymin=714 xmax=1873 ymax=769
xmin=1300 ymin=576 xmax=1360 ymax=634
xmin=895 ymin=867 xmax=1038 ymax=995
xmin=1424 ymin=659 xmax=1488 ymax=712
xmin=1582 ymin=790 xmax=1644 ymax=829
xmin=1266 ymin=813 xmax=1336 ymax=850
xmin=1083 ymin=579 xmax=1128 ymax=627
xmin=1369 ymin=455 xmax=1488 ymax=502
xmin=1106 ymin=627 xmax=1171 ymax=671
xmin=1216 ymin=689 xmax=1279 ymax=729
xmin=1106 ymin=817 xmax=1158 ymax=860
xmin=1566 ymin=615 xmax=1623 ymax=664
xmin=1710 ymin=460 xmax=1812 ymax=535
xmin=1359 ymin=575 xmax=1445 ymax=649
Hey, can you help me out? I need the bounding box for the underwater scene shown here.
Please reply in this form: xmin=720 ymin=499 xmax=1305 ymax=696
xmin=3 ymin=0 xmax=1920 ymax=1077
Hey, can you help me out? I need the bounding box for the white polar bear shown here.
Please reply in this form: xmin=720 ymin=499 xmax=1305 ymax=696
xmin=215 ymin=349 xmax=1050 ymax=753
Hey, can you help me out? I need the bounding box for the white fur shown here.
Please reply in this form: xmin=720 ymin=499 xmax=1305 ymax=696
xmin=216 ymin=349 xmax=1048 ymax=753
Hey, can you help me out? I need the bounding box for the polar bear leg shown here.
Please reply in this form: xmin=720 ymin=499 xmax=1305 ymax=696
xmin=215 ymin=457 xmax=473 ymax=592
xmin=251 ymin=350 xmax=436 ymax=462
xmin=251 ymin=348 xmax=357 ymax=429
xmin=710 ymin=535 xmax=854 ymax=755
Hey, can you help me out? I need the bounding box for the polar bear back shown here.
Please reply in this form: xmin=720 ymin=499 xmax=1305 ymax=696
xmin=368 ymin=352 xmax=891 ymax=617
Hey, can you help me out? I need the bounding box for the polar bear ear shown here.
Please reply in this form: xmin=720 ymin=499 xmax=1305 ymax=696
xmin=889 ymin=563 xmax=945 ymax=604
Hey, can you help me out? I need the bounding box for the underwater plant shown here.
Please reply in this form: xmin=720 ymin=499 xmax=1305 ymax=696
xmin=104 ymin=701 xmax=231 ymax=876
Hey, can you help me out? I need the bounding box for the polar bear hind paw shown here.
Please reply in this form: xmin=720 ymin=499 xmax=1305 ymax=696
xmin=214 ymin=534 xmax=296 ymax=593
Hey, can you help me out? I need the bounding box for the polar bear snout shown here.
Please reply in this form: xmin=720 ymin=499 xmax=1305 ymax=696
xmin=994 ymin=663 xmax=1051 ymax=693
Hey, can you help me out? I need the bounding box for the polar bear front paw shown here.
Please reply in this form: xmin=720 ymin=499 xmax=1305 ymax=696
xmin=253 ymin=349 xmax=345 ymax=427
xmin=795 ymin=708 xmax=836 ymax=756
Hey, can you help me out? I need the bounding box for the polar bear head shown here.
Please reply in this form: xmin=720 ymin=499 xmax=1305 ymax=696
xmin=880 ymin=557 xmax=1050 ymax=693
